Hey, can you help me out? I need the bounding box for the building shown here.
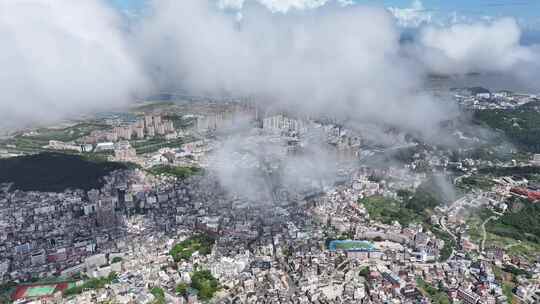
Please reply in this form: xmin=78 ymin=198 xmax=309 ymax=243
xmin=457 ymin=288 xmax=481 ymax=304
xmin=114 ymin=142 xmax=137 ymax=162
xmin=47 ymin=140 xmax=82 ymax=152
xmin=263 ymin=115 xmax=306 ymax=134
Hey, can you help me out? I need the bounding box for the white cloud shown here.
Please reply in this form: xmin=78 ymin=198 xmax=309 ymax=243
xmin=138 ymin=0 xmax=456 ymax=136
xmin=218 ymin=0 xmax=246 ymax=10
xmin=388 ymin=0 xmax=432 ymax=28
xmin=217 ymin=0 xmax=351 ymax=13
xmin=0 ymin=0 xmax=148 ymax=129
xmin=416 ymin=18 xmax=538 ymax=75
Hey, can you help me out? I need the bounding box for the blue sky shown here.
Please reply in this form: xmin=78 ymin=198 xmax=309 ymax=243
xmin=383 ymin=0 xmax=540 ymax=15
xmin=383 ymin=0 xmax=540 ymax=24
xmin=108 ymin=0 xmax=540 ymax=29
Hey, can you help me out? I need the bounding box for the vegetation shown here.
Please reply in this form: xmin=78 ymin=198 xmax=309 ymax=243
xmin=360 ymin=178 xmax=458 ymax=261
xmin=175 ymin=282 xmax=189 ymax=296
xmin=473 ymin=104 xmax=540 ymax=153
xmin=406 ymin=178 xmax=449 ymax=214
xmin=416 ymin=278 xmax=451 ymax=304
xmin=0 ymin=281 xmax=17 ymax=303
xmin=150 ymin=287 xmax=166 ymax=304
xmin=163 ymin=114 xmax=196 ymax=129
xmin=63 ymin=272 xmax=117 ymax=297
xmin=468 ymin=213 xmax=540 ymax=262
xmin=0 ymin=123 xmax=109 ymax=154
xmin=169 ymin=234 xmax=215 ymax=262
xmin=359 ymin=267 xmax=370 ymax=278
xmin=360 ymin=176 xmax=447 ymax=227
xmin=111 ymin=257 xmax=123 ymax=264
xmin=360 ymin=196 xmax=421 ymax=226
xmin=131 ymin=101 xmax=175 ymax=112
xmin=502 ymin=283 xmax=515 ymax=303
xmin=457 ymin=176 xmax=494 ymax=191
xmin=428 ymin=224 xmax=457 ymax=261
xmin=24 ymin=123 xmax=109 ymax=142
xmin=478 ymin=165 xmax=540 ymax=177
xmin=0 ymin=152 xmax=127 ymax=192
xmin=503 ymin=265 xmax=532 ymax=279
xmin=191 ymin=270 xmax=219 ymax=301
xmin=148 ymin=165 xmax=202 ymax=179
xmin=486 ymin=199 xmax=540 ymax=244
xmin=132 ymin=137 xmax=191 ymax=154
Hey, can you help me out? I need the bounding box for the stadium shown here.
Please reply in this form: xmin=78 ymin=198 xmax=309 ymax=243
xmin=328 ymin=240 xmax=376 ymax=252
xmin=11 ymin=282 xmax=75 ymax=301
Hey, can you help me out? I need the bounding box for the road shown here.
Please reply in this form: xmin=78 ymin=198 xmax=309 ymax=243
xmin=438 ymin=216 xmax=457 ymax=261
xmin=480 ymin=216 xmax=498 ymax=252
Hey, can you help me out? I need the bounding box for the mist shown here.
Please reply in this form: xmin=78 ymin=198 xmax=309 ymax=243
xmin=137 ymin=0 xmax=459 ymax=138
xmin=209 ymin=129 xmax=341 ymax=204
xmin=0 ymin=0 xmax=148 ymax=130
xmin=410 ymin=18 xmax=540 ymax=91
xmin=1 ymin=0 xmax=537 ymax=208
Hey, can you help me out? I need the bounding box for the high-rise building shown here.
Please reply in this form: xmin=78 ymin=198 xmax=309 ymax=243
xmin=164 ymin=121 xmax=174 ymax=133
xmin=147 ymin=126 xmax=155 ymax=137
xmin=156 ymin=124 xmax=166 ymax=135
xmin=144 ymin=115 xmax=153 ymax=129
xmin=263 ymin=114 xmax=306 ymax=134
xmin=135 ymin=127 xmax=145 ymax=139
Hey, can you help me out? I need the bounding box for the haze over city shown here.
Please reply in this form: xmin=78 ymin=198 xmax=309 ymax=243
xmin=1 ymin=1 xmax=540 ymax=304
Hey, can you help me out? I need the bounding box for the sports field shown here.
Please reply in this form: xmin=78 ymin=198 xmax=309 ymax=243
xmin=328 ymin=240 xmax=376 ymax=252
xmin=11 ymin=282 xmax=73 ymax=301
xmin=25 ymin=285 xmax=56 ymax=297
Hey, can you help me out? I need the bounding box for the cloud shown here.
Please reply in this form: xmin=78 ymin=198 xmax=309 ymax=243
xmin=138 ymin=0 xmax=456 ymax=137
xmin=0 ymin=0 xmax=148 ymax=129
xmin=416 ymin=18 xmax=536 ymax=75
xmin=217 ymin=0 xmax=352 ymax=13
xmin=388 ymin=0 xmax=432 ymax=28
xmin=209 ymin=130 xmax=342 ymax=203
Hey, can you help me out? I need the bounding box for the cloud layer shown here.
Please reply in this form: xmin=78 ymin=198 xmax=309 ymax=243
xmin=138 ymin=0 xmax=457 ymax=136
xmin=217 ymin=0 xmax=352 ymax=13
xmin=0 ymin=0 xmax=539 ymax=131
xmin=0 ymin=0 xmax=148 ymax=129
xmin=417 ymin=18 xmax=536 ymax=75
xmin=388 ymin=0 xmax=432 ymax=28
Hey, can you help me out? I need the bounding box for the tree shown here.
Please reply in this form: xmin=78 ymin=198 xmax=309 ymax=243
xmin=176 ymin=283 xmax=189 ymax=296
xmin=359 ymin=267 xmax=370 ymax=278
xmin=191 ymin=270 xmax=218 ymax=301
xmin=111 ymin=257 xmax=123 ymax=264
xmin=150 ymin=287 xmax=165 ymax=304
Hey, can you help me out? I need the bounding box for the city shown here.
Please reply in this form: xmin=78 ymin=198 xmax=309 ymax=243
xmin=1 ymin=91 xmax=540 ymax=303
xmin=1 ymin=1 xmax=540 ymax=304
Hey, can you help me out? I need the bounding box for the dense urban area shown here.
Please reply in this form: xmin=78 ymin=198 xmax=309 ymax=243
xmin=1 ymin=87 xmax=540 ymax=304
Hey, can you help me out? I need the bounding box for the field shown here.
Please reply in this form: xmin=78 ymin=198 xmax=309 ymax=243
xmin=11 ymin=282 xmax=74 ymax=301
xmin=328 ymin=240 xmax=375 ymax=252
